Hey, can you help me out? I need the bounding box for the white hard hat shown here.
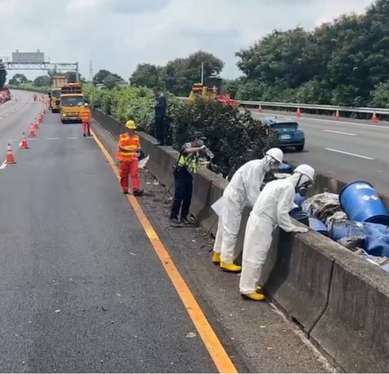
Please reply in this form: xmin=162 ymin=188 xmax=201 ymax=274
xmin=294 ymin=164 xmax=315 ymax=182
xmin=266 ymin=148 xmax=283 ymax=163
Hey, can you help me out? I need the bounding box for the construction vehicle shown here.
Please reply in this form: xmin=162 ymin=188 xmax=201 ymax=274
xmin=60 ymin=83 xmax=85 ymax=123
xmin=188 ymin=75 xmax=239 ymax=108
xmin=49 ymin=75 xmax=67 ymax=113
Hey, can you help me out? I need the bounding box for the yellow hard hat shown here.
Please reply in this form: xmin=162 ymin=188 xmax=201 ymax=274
xmin=126 ymin=120 xmax=136 ymax=129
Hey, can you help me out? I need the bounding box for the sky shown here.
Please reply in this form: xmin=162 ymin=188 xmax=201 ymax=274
xmin=0 ymin=0 xmax=374 ymax=82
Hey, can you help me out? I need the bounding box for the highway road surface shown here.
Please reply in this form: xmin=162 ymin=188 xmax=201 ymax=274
xmin=0 ymin=92 xmax=219 ymax=372
xmin=0 ymin=91 xmax=334 ymax=373
xmin=251 ymin=109 xmax=389 ymax=195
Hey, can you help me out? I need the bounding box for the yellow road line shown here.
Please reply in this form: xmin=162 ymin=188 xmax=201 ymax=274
xmin=91 ymin=129 xmax=238 ymax=373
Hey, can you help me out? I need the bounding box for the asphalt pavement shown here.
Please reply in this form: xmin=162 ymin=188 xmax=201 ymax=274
xmin=0 ymin=91 xmax=43 ymax=154
xmin=250 ymin=109 xmax=389 ymax=195
xmin=0 ymin=105 xmax=217 ymax=372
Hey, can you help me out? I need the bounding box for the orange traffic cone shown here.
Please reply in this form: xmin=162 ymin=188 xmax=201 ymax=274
xmin=6 ymin=143 xmax=16 ymax=164
xmin=372 ymin=112 xmax=378 ymax=123
xmin=335 ymin=110 xmax=340 ymax=120
xmin=296 ymin=108 xmax=301 ymax=117
xmin=20 ymin=132 xmax=29 ymax=149
xmin=34 ymin=120 xmax=39 ymax=129
xmin=29 ymin=124 xmax=36 ymax=137
xmin=258 ymin=105 xmax=262 ymax=113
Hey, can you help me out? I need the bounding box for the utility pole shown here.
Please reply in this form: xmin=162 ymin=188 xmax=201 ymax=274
xmin=200 ymin=62 xmax=204 ymax=85
xmin=89 ymin=60 xmax=93 ymax=83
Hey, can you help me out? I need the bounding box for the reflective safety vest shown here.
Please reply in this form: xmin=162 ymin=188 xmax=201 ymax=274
xmin=116 ymin=133 xmax=140 ymax=161
xmin=177 ymin=152 xmax=199 ymax=175
xmin=81 ymin=108 xmax=90 ymax=122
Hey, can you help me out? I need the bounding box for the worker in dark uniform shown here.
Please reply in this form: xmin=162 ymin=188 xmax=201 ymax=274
xmin=169 ymin=132 xmax=207 ymax=225
xmin=154 ymin=87 xmax=167 ymax=145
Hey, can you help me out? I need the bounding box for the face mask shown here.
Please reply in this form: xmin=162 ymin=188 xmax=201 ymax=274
xmin=296 ymin=181 xmax=312 ymax=196
xmin=264 ymin=155 xmax=280 ymax=171
xmin=197 ymin=140 xmax=204 ymax=147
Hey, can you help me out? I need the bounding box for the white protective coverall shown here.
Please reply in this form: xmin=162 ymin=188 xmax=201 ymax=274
xmin=239 ymin=171 xmax=311 ymax=295
xmin=213 ymin=159 xmax=268 ymax=264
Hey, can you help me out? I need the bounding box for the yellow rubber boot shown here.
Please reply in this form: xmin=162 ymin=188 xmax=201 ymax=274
xmin=220 ymin=262 xmax=242 ymax=272
xmin=212 ymin=252 xmax=221 ymax=264
xmin=241 ymin=293 xmax=266 ymax=301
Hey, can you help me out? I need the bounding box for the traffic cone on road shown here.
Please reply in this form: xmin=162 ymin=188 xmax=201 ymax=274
xmin=296 ymin=108 xmax=302 ymax=117
xmin=335 ymin=110 xmax=340 ymax=120
xmin=29 ymin=124 xmax=36 ymax=137
xmin=20 ymin=132 xmax=29 ymax=149
xmin=372 ymin=112 xmax=378 ymax=123
xmin=6 ymin=144 xmax=16 ymax=164
xmin=34 ymin=120 xmax=39 ymax=130
xmin=258 ymin=105 xmax=262 ymax=113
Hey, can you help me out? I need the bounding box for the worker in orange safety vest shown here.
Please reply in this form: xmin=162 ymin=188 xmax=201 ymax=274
xmin=116 ymin=120 xmax=144 ymax=196
xmin=81 ymin=103 xmax=91 ymax=137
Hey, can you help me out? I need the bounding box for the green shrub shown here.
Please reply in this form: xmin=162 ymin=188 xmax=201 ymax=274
xmin=170 ymin=97 xmax=277 ymax=177
xmin=18 ymin=84 xmax=276 ymax=177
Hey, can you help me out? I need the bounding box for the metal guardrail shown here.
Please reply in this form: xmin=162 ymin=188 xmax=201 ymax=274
xmin=177 ymin=97 xmax=389 ymax=115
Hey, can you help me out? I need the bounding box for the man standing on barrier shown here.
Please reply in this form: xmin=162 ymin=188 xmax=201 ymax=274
xmin=169 ymin=132 xmax=207 ymax=225
xmin=154 ymin=87 xmax=167 ymax=146
xmin=116 ymin=120 xmax=144 ymax=196
xmin=239 ymin=164 xmax=315 ymax=301
xmin=212 ymin=148 xmax=284 ymax=272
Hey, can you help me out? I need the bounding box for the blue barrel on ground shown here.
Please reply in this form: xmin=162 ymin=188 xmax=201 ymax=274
xmin=308 ymin=217 xmax=328 ymax=236
xmin=339 ymin=181 xmax=389 ymax=225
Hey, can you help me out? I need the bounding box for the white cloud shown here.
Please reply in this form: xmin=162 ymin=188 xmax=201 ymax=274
xmin=0 ymin=0 xmax=373 ymax=81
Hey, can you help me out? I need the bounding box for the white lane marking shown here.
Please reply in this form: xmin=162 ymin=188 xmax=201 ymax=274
xmin=0 ymin=161 xmax=6 ymax=169
xmin=325 ymin=148 xmax=374 ymax=160
xmin=4 ymin=113 xmax=9 ymax=116
xmin=0 ymin=117 xmax=2 ymax=120
xmin=67 ymin=137 xmax=77 ymax=139
xmin=8 ymin=139 xmax=18 ymax=142
xmin=47 ymin=137 xmax=58 ymax=140
xmin=324 ymin=129 xmax=356 ymax=136
xmin=254 ymin=110 xmax=389 ymax=130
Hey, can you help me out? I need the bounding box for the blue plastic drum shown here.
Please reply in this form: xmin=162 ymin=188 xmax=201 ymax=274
xmin=308 ymin=217 xmax=328 ymax=236
xmin=278 ymin=163 xmax=292 ymax=174
xmin=339 ymin=181 xmax=389 ymax=225
xmin=294 ymin=193 xmax=306 ymax=207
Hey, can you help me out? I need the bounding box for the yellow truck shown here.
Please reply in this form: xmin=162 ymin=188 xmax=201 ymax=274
xmin=49 ymin=75 xmax=67 ymax=113
xmin=60 ymin=83 xmax=85 ymax=123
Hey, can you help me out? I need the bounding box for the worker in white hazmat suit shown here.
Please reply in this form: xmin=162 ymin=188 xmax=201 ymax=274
xmin=212 ymin=148 xmax=284 ymax=272
xmin=239 ymin=164 xmax=315 ymax=301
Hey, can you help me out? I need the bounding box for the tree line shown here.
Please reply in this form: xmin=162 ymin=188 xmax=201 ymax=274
xmin=14 ymin=0 xmax=389 ymax=107
xmin=127 ymin=0 xmax=389 ymax=107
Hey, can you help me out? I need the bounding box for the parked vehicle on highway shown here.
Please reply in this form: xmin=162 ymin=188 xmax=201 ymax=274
xmin=60 ymin=83 xmax=85 ymax=123
xmin=263 ymin=117 xmax=305 ymax=151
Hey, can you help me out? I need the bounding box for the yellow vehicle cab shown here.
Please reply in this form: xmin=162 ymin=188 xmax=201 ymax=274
xmin=60 ymin=84 xmax=85 ymax=123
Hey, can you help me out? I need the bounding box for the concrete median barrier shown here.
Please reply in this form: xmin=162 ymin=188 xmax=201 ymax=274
xmin=310 ymin=250 xmax=389 ymax=372
xmin=91 ymin=108 xmax=389 ymax=371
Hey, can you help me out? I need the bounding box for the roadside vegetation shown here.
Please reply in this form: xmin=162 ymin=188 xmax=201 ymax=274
xmin=84 ymin=85 xmax=276 ymax=178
